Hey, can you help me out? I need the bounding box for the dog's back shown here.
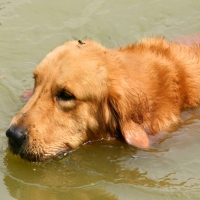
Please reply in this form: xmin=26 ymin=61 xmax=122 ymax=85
xmin=116 ymin=38 xmax=200 ymax=134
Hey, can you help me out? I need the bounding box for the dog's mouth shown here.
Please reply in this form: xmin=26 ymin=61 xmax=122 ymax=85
xmin=8 ymin=139 xmax=72 ymax=162
xmin=8 ymin=138 xmax=23 ymax=155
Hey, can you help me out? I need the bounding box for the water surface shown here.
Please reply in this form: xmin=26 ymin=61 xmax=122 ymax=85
xmin=1 ymin=0 xmax=200 ymax=199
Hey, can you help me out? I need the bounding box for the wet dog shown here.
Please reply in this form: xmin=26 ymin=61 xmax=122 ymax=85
xmin=6 ymin=37 xmax=200 ymax=161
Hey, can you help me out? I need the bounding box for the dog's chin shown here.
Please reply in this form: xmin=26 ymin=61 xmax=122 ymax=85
xmin=20 ymin=149 xmax=72 ymax=162
xmin=8 ymin=141 xmax=71 ymax=162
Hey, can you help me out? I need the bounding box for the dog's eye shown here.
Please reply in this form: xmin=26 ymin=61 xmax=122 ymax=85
xmin=57 ymin=90 xmax=75 ymax=101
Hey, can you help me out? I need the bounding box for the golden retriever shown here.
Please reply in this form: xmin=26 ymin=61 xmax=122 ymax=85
xmin=6 ymin=37 xmax=200 ymax=161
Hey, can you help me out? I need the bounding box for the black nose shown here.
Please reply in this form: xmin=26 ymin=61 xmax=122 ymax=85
xmin=6 ymin=125 xmax=26 ymax=153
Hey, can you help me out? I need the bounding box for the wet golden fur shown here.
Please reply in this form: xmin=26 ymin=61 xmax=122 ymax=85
xmin=7 ymin=37 xmax=200 ymax=161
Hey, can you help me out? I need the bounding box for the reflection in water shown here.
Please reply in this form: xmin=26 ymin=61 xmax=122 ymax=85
xmin=4 ymin=175 xmax=117 ymax=200
xmin=3 ymin=141 xmax=130 ymax=200
xmin=3 ymin=139 xmax=200 ymax=199
xmin=3 ymin=142 xmax=128 ymax=200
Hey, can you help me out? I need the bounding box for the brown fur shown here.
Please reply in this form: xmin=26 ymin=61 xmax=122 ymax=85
xmin=7 ymin=37 xmax=200 ymax=161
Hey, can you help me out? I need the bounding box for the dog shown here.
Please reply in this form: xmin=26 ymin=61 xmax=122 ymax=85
xmin=6 ymin=37 xmax=200 ymax=161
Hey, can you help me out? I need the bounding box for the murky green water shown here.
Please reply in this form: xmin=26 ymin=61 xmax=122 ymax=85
xmin=1 ymin=0 xmax=200 ymax=199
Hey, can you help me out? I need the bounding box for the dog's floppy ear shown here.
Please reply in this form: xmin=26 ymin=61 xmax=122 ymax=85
xmin=108 ymin=86 xmax=150 ymax=149
xmin=121 ymin=120 xmax=149 ymax=148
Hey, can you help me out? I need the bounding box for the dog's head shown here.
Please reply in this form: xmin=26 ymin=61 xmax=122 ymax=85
xmin=6 ymin=40 xmax=149 ymax=161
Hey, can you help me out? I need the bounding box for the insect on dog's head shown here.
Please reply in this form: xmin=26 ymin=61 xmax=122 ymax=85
xmin=6 ymin=40 xmax=112 ymax=162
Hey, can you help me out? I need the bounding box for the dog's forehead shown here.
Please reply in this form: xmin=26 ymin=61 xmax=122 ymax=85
xmin=34 ymin=40 xmax=106 ymax=75
xmin=34 ymin=40 xmax=108 ymax=99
